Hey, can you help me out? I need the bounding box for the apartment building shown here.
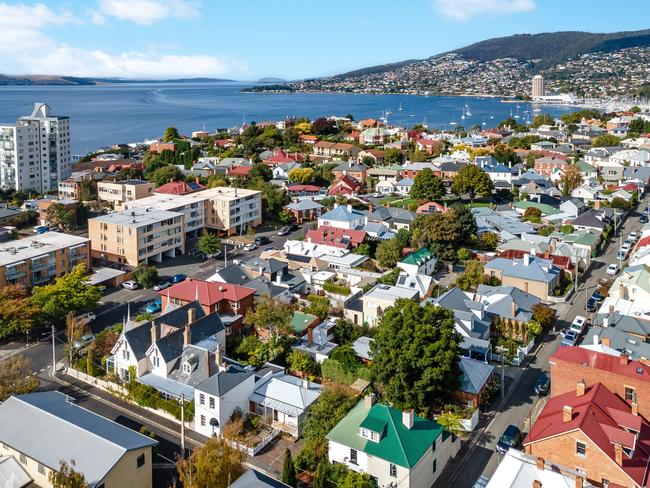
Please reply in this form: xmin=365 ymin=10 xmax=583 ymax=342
xmin=0 ymin=232 xmax=91 ymax=288
xmin=124 ymin=187 xmax=262 ymax=237
xmin=88 ymin=207 xmax=184 ymax=266
xmin=0 ymin=103 xmax=71 ymax=193
xmin=97 ymin=180 xmax=155 ymax=210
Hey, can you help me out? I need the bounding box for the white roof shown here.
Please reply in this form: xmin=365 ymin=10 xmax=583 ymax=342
xmin=250 ymin=373 xmax=321 ymax=417
xmin=363 ymin=284 xmax=419 ymax=302
xmin=124 ymin=186 xmax=260 ymax=210
xmin=0 ymin=456 xmax=31 ymax=488
xmin=0 ymin=232 xmax=89 ymax=267
xmin=91 ymin=207 xmax=182 ymax=227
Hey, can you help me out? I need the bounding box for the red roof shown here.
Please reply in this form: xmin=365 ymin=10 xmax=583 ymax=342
xmin=306 ymin=226 xmax=366 ymax=249
xmin=550 ymin=347 xmax=650 ymax=382
xmin=416 ymin=201 xmax=447 ymax=214
xmin=637 ymin=235 xmax=650 ymax=250
xmin=228 ymin=165 xmax=253 ymax=177
xmin=498 ymin=250 xmax=574 ymax=272
xmin=619 ymin=183 xmax=639 ymax=192
xmin=525 ymin=383 xmax=650 ymax=487
xmin=329 ymin=175 xmax=361 ymax=191
xmin=160 ymin=279 xmax=255 ymax=306
xmin=154 ymin=180 xmax=205 ymax=195
xmin=287 ymin=184 xmax=322 ymax=193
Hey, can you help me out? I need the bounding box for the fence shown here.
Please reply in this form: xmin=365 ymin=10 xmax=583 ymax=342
xmin=459 ymin=408 xmax=480 ymax=432
xmin=492 ymin=337 xmax=536 ymax=367
xmin=230 ymin=428 xmax=280 ymax=457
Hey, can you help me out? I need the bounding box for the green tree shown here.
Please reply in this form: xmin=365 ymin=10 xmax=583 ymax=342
xmin=282 ymin=449 xmax=297 ymax=488
xmin=78 ymin=180 xmax=97 ymax=202
xmin=532 ymin=303 xmax=556 ymax=329
xmin=163 ymin=127 xmax=180 ymax=142
xmin=278 ymin=209 xmax=293 ymax=225
xmin=610 ymin=197 xmax=632 ymax=211
xmin=150 ymin=164 xmax=182 ymax=186
xmin=451 ymin=165 xmax=494 ymax=202
xmin=353 ymin=242 xmax=371 ymax=256
xmin=0 ymin=356 xmax=39 ymax=402
xmin=338 ymin=470 xmax=375 ymax=488
xmin=384 ymin=148 xmax=405 ymax=164
xmin=370 ymin=299 xmax=462 ymax=414
xmin=176 ymin=435 xmax=244 ymax=488
xmin=288 ymin=167 xmax=315 ymax=184
xmin=287 ymin=350 xmax=316 ymax=376
xmin=455 ymin=260 xmax=486 ymax=291
xmin=261 ymin=183 xmax=290 ymax=220
xmin=134 ymin=263 xmax=158 ymax=288
xmin=45 ymin=202 xmax=76 ymax=231
xmin=0 ymin=284 xmax=40 ymax=337
xmin=522 ymin=207 xmax=542 ymax=223
xmin=375 ymin=238 xmax=402 ymax=269
xmin=409 ymin=168 xmax=445 ymax=201
xmin=532 ymin=113 xmax=554 ymax=127
xmin=313 ymin=460 xmax=329 ymax=488
xmin=244 ymin=296 xmax=293 ymax=336
xmin=249 ymin=163 xmax=273 ymax=182
xmin=437 ymin=411 xmax=465 ymax=437
xmin=196 ymin=232 xmax=222 ymax=256
xmin=49 ymin=461 xmax=88 ymax=488
xmin=479 ymin=231 xmax=500 ymax=251
xmin=592 ymin=134 xmax=621 ymax=148
xmin=31 ymin=264 xmax=101 ymax=322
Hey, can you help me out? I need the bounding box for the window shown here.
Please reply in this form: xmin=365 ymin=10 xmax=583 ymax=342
xmin=390 ymin=463 xmax=397 ymax=477
xmin=200 ymin=415 xmax=206 ymax=427
xmin=137 ymin=453 xmax=145 ymax=468
xmin=199 ymin=394 xmax=205 ymax=406
xmin=433 ymin=459 xmax=437 ymax=474
xmin=576 ymin=442 xmax=586 ymax=456
xmin=19 ymin=453 xmax=26 ymax=464
xmin=209 ymin=397 xmax=215 ymax=409
xmin=350 ymin=448 xmax=358 ymax=465
xmin=625 ymin=387 xmax=637 ymax=403
xmin=38 ymin=463 xmax=45 ymax=475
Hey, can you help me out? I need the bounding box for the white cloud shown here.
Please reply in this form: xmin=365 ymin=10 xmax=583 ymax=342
xmin=98 ymin=0 xmax=199 ymax=25
xmin=0 ymin=2 xmax=246 ymax=79
xmin=432 ymin=0 xmax=536 ymax=22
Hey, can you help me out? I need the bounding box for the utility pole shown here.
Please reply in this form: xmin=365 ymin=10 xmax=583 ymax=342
xmin=51 ymin=324 xmax=56 ymax=372
xmin=180 ymin=394 xmax=186 ymax=459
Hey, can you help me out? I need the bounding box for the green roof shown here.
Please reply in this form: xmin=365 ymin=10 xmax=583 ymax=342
xmin=513 ymin=200 xmax=562 ymax=215
xmin=401 ymin=248 xmax=434 ymax=266
xmin=359 ymin=413 xmax=387 ymax=434
xmin=556 ymin=231 xmax=601 ymax=247
xmin=290 ymin=312 xmax=318 ymax=333
xmin=327 ymin=401 xmax=444 ymax=468
xmin=577 ymin=161 xmax=596 ymax=173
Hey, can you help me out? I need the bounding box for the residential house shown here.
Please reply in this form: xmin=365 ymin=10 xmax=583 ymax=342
xmin=149 ymin=142 xmax=176 ymax=153
xmin=358 ymin=284 xmax=419 ymax=327
xmin=0 ymin=391 xmax=158 ymax=488
xmin=484 ymin=254 xmax=561 ymax=301
xmin=318 ymin=205 xmax=367 ymax=230
xmin=313 ymin=142 xmax=360 ymax=160
xmin=250 ymin=372 xmax=322 ymax=437
xmin=272 ymin=162 xmax=301 ymax=180
xmin=475 ymin=284 xmax=541 ymax=325
xmin=154 ymin=179 xmax=205 ymax=196
xmin=599 ymin=161 xmax=625 ymax=185
xmin=395 ymin=272 xmax=435 ymax=299
xmin=286 ymin=184 xmax=323 ymax=197
xmin=570 ymin=208 xmax=608 ymax=233
xmin=284 ymin=199 xmax=324 ymax=223
xmin=358 ymin=150 xmax=386 ymax=166
xmin=534 ymin=157 xmax=570 ymax=177
xmin=332 ymin=162 xmax=368 ymax=183
xmin=305 ymin=226 xmax=366 ymax=250
xmin=327 ymin=396 xmax=460 ymax=488
xmin=401 ymin=162 xmax=436 ymax=179
xmin=359 ymin=127 xmax=388 ymax=145
xmin=291 ymin=318 xmax=338 ymax=364
xmin=374 ymin=180 xmax=396 ymax=195
xmin=559 ymin=198 xmax=587 ymax=219
xmin=583 ymin=326 xmax=650 ymax=362
xmin=229 ymin=469 xmax=292 ymax=488
xmin=395 ymin=177 xmax=414 ymax=196
xmin=397 ymin=248 xmax=437 ymax=276
xmin=367 ymin=165 xmax=401 ymax=183
xmin=571 ymin=185 xmax=601 ymax=202
xmin=368 ymin=206 xmax=416 ymax=231
xmin=456 ymin=358 xmax=495 ymax=409
xmin=524 ymin=381 xmax=650 ymax=488
xmin=577 ymin=161 xmax=598 ymax=180
xmin=416 ymin=201 xmax=447 ymax=215
xmin=328 ymin=175 xmax=362 ymax=196
xmin=608 ymin=265 xmax=650 ymax=303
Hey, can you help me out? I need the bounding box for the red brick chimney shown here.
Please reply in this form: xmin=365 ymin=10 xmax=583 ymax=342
xmin=620 ymin=353 xmax=630 ymax=365
xmin=602 ymin=337 xmax=611 ymax=347
xmin=614 ymin=442 xmax=623 ymax=466
xmin=576 ymin=380 xmax=586 ymax=397
xmin=533 ymin=481 xmax=542 ymax=488
xmin=563 ymin=405 xmax=573 ymax=422
xmin=575 ymin=476 xmax=583 ymax=488
xmin=536 ymin=457 xmax=544 ymax=470
xmin=183 ymin=324 xmax=190 ymax=347
xmin=632 ymin=402 xmax=639 ymax=416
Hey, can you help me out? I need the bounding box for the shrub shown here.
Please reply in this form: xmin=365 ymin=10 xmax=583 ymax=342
xmin=323 ymin=282 xmax=351 ymax=296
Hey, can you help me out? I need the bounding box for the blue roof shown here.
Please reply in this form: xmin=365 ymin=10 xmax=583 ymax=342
xmin=319 ymin=205 xmax=366 ymax=223
xmin=459 ymin=358 xmax=495 ymax=395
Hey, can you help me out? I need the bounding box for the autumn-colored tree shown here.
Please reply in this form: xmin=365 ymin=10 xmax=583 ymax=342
xmin=0 ymin=284 xmax=40 ymax=337
xmin=176 ymin=435 xmax=244 ymax=488
xmin=49 ymin=461 xmax=88 ymax=488
xmin=244 ymin=296 xmax=293 ymax=337
xmin=288 ymin=167 xmax=315 ymax=184
xmin=0 ymin=356 xmax=39 ymax=402
xmin=561 ymin=164 xmax=583 ymax=195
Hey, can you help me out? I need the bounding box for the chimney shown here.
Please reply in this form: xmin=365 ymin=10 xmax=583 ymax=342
xmin=524 ymin=253 xmax=530 ymax=266
xmin=576 ymin=380 xmax=586 ymax=397
xmin=276 ymin=273 xmax=282 ymax=285
xmin=347 ymin=204 xmax=352 ymax=212
xmin=614 ymin=442 xmax=623 ymax=466
xmin=183 ymin=324 xmax=190 ymax=347
xmin=563 ymin=405 xmax=573 ymax=422
xmin=609 ymin=305 xmax=614 ymax=314
xmin=307 ymin=327 xmax=314 ymax=343
xmin=536 ymin=457 xmax=545 ymax=470
xmin=602 ymin=336 xmax=611 ymax=347
xmin=150 ymin=322 xmax=158 ymax=344
xmin=364 ymin=394 xmax=376 ymax=409
xmin=302 ymin=377 xmax=310 ymax=390
xmin=402 ymin=409 xmax=414 ymax=429
xmin=215 ymin=344 xmax=224 ymax=371
xmin=188 ymin=306 xmax=196 ymax=325
xmin=575 ymin=476 xmax=583 ymax=488
xmin=533 ymin=481 xmax=542 ymax=488
xmin=524 ymin=282 xmax=529 ymax=293
xmin=620 ymin=353 xmax=630 ymax=365
xmin=603 ymin=317 xmax=609 ymax=328
xmin=511 ymin=300 xmax=517 ymax=318
xmin=632 ymin=402 xmax=639 ymax=416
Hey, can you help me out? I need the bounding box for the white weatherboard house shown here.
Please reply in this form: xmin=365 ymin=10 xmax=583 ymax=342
xmin=328 ymin=396 xmax=459 ymax=488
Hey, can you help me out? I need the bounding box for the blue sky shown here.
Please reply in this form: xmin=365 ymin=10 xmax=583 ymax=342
xmin=0 ymin=0 xmax=648 ymax=80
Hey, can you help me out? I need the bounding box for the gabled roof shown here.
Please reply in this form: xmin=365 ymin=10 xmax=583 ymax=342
xmin=550 ymin=347 xmax=650 ymax=382
xmin=240 ymin=257 xmax=287 ymax=275
xmin=475 ymin=284 xmax=541 ymax=322
xmin=250 ymin=372 xmax=322 ymax=417
xmin=485 ymin=255 xmax=560 ymax=284
xmin=319 ymin=205 xmax=366 ymax=223
xmin=0 ymin=392 xmax=157 ymax=486
xmin=154 ymin=180 xmax=204 ymax=195
xmin=285 ymin=199 xmax=323 ymax=212
xmin=195 ymin=364 xmax=253 ymax=396
xmin=459 ymin=358 xmax=495 ymax=395
xmin=305 ymin=226 xmax=366 ymax=249
xmin=327 ymin=400 xmax=444 ymax=468
xmin=400 ymin=248 xmax=435 ymax=266
xmin=161 ymin=279 xmax=255 ymax=306
xmin=153 ymin=311 xmax=224 ymax=363
xmin=524 ymin=383 xmax=650 ymax=487
xmin=229 ymin=469 xmax=291 ymax=488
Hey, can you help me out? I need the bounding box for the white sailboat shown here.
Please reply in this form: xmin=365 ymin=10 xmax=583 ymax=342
xmin=465 ymin=103 xmax=472 ymax=117
xmin=398 ymin=103 xmax=403 ymax=111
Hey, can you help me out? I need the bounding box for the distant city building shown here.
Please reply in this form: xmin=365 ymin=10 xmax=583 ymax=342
xmin=532 ymin=74 xmax=544 ymax=98
xmin=0 ymin=103 xmax=71 ymax=193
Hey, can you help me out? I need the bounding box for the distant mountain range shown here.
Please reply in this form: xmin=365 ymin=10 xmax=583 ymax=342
xmin=323 ymin=29 xmax=650 ymax=80
xmin=0 ymin=75 xmax=235 ymax=86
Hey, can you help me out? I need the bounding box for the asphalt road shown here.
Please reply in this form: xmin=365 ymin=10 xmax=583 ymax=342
xmin=445 ymin=200 xmax=647 ymax=488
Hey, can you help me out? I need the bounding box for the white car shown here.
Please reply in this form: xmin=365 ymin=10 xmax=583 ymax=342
xmin=122 ymin=280 xmax=139 ymax=290
xmin=74 ymin=312 xmax=96 ymax=325
xmin=243 ymin=243 xmax=258 ymax=252
xmin=74 ymin=333 xmax=95 ymax=350
xmin=606 ymin=263 xmax=619 ymax=275
xmin=628 ymin=232 xmax=639 ymax=241
xmin=570 ymin=315 xmax=588 ymax=335
xmin=621 ymin=242 xmax=631 ymax=252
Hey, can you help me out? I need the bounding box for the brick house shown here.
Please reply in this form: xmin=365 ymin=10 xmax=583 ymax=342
xmin=550 ymin=347 xmax=650 ymax=420
xmin=534 ymin=156 xmax=570 ymax=177
xmin=524 ymin=381 xmax=650 ymax=488
xmin=313 ymin=141 xmax=360 ymax=160
xmin=332 ymin=162 xmax=368 ymax=182
xmin=149 ymin=142 xmax=177 ymax=153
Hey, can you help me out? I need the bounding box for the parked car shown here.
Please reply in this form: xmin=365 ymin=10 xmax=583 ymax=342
xmin=276 ymin=227 xmax=291 ymax=236
xmin=561 ymin=330 xmax=579 ymax=347
xmin=496 ymin=425 xmax=522 ymax=454
xmin=644 ymin=207 xmax=649 ymax=216
xmin=73 ymin=333 xmax=95 ymax=350
xmin=473 ymin=476 xmax=489 ymax=488
xmin=145 ymin=298 xmax=162 ymax=314
xmin=122 ymin=280 xmax=139 ymax=290
xmin=205 ymin=250 xmax=223 ymax=259
xmin=288 ymin=223 xmax=299 ymax=232
xmin=591 ymin=290 xmax=605 ymax=302
xmin=153 ymin=279 xmax=172 ymax=291
xmin=172 ymin=273 xmax=187 ymax=284
xmin=641 ymin=215 xmax=649 ymax=224
xmin=73 ymin=312 xmax=96 ymax=325
xmin=243 ymin=243 xmax=258 ymax=252
xmin=534 ymin=372 xmax=550 ymax=396
xmin=32 ymin=225 xmax=49 ymax=234
xmin=606 ymin=263 xmax=619 ymax=275
xmin=628 ymin=231 xmax=639 ymax=241
xmin=617 ymin=250 xmax=628 ymax=261
xmin=254 ymin=236 xmax=271 ymax=246
xmin=586 ymin=297 xmax=598 ymax=312
xmin=570 ymin=315 xmax=588 ymax=335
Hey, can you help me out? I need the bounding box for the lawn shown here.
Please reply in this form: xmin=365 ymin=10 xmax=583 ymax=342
xmin=379 ymin=197 xmax=419 ymax=208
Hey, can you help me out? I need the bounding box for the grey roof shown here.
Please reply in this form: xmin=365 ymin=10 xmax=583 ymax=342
xmin=195 ymin=364 xmax=254 ymax=396
xmin=475 ymin=285 xmax=541 ymax=322
xmin=0 ymin=207 xmax=22 ymax=220
xmin=241 ymin=257 xmax=287 ymax=275
xmin=334 ymin=162 xmax=367 ymax=172
xmin=485 ymin=256 xmax=559 ymax=284
xmin=427 ymin=288 xmax=490 ymax=339
xmin=154 ymin=311 xmax=224 ymax=363
xmin=369 ymin=206 xmax=416 ymax=225
xmin=0 ymin=456 xmax=31 ymax=488
xmin=245 ymin=276 xmax=287 ymax=299
xmin=570 ymin=208 xmax=605 ymax=229
xmin=212 ymin=264 xmax=252 ymax=286
xmin=459 ymin=358 xmax=495 ymax=395
xmin=584 ymin=326 xmax=650 ymax=361
xmin=319 ymin=205 xmax=366 ymax=223
xmin=285 ymin=199 xmax=323 ymax=211
xmin=0 ymin=392 xmax=157 ymax=486
xmin=250 ymin=372 xmax=322 ymax=417
xmin=594 ymin=310 xmax=650 ymax=337
xmin=352 ymin=336 xmax=374 ymax=361
xmin=229 ymin=469 xmax=291 ymax=488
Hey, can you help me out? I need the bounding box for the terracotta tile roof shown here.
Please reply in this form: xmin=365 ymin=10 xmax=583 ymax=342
xmin=154 ymin=180 xmax=205 ymax=195
xmin=228 ymin=165 xmax=253 ymax=177
xmin=550 ymin=347 xmax=650 ymax=382
xmin=306 ymin=226 xmax=366 ymax=249
xmin=160 ymin=279 xmax=255 ymax=306
xmin=525 ymin=382 xmax=650 ymax=487
xmin=287 ymin=184 xmax=323 ymax=193
xmin=498 ymin=249 xmax=574 ymax=272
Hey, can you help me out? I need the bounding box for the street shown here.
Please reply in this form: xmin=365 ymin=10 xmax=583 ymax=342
xmin=443 ymin=198 xmax=646 ymax=488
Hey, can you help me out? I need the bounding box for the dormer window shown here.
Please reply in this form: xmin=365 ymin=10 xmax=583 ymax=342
xmin=183 ymin=362 xmax=191 ymax=374
xmin=359 ymin=427 xmax=380 ymax=442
